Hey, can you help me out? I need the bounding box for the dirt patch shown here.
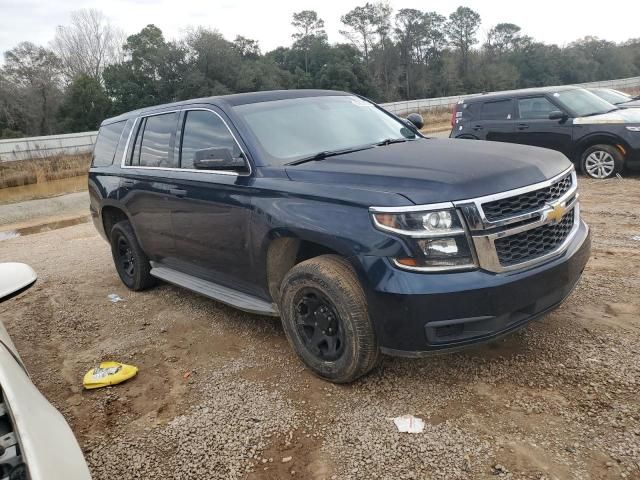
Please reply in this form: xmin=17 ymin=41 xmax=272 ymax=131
xmin=0 ymin=175 xmax=639 ymax=479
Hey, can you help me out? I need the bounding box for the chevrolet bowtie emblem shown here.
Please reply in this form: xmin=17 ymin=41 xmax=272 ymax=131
xmin=546 ymin=203 xmax=566 ymax=223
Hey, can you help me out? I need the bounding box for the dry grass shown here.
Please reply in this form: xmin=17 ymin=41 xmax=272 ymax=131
xmin=0 ymin=153 xmax=91 ymax=189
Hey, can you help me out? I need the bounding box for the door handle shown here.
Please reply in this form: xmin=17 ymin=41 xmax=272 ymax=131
xmin=517 ymin=124 xmax=530 ymax=130
xmin=473 ymin=125 xmax=483 ymax=131
xmin=169 ymin=188 xmax=187 ymax=197
xmin=121 ymin=179 xmax=135 ymax=187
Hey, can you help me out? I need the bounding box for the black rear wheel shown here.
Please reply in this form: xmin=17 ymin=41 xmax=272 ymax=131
xmin=110 ymin=220 xmax=156 ymax=291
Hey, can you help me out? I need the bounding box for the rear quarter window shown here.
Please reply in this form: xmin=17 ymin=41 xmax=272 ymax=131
xmin=479 ymin=99 xmax=513 ymax=120
xmin=92 ymin=121 xmax=126 ymax=167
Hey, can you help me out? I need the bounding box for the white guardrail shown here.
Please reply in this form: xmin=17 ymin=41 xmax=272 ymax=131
xmin=1 ymin=75 xmax=639 ymax=162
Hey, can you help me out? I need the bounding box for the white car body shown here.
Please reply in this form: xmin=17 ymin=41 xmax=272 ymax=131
xmin=0 ymin=263 xmax=91 ymax=480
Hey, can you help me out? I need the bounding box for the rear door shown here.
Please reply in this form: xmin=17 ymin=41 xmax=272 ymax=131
xmin=514 ymin=96 xmax=574 ymax=156
xmin=475 ymin=99 xmax=516 ymax=142
xmin=119 ymin=111 xmax=180 ymax=262
xmin=167 ymin=107 xmax=259 ymax=297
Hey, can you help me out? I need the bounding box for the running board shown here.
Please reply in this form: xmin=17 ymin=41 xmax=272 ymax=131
xmin=150 ymin=266 xmax=279 ymax=317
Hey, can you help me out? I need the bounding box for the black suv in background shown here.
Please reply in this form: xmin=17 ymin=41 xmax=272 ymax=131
xmin=450 ymin=86 xmax=640 ymax=179
xmin=90 ymin=90 xmax=590 ymax=383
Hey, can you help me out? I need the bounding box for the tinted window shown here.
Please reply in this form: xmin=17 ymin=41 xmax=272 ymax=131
xmin=480 ymin=100 xmax=513 ymax=120
xmin=462 ymin=102 xmax=480 ymax=118
xmin=518 ymin=97 xmax=557 ymax=119
xmin=180 ymin=110 xmax=241 ymax=169
xmin=138 ymin=113 xmax=178 ymax=168
xmin=92 ymin=121 xmax=125 ymax=167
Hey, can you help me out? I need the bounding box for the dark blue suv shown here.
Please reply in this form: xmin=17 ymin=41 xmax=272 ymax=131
xmin=89 ymin=90 xmax=591 ymax=383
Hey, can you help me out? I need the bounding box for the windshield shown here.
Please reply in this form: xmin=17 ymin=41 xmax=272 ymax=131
xmin=591 ymin=88 xmax=631 ymax=105
xmin=233 ymin=95 xmax=416 ymax=165
xmin=552 ymin=89 xmax=617 ymax=117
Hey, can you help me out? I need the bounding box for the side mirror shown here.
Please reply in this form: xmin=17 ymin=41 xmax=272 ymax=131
xmin=548 ymin=110 xmax=568 ymax=121
xmin=406 ymin=113 xmax=424 ymax=130
xmin=193 ymin=147 xmax=246 ymax=170
xmin=0 ymin=263 xmax=37 ymax=303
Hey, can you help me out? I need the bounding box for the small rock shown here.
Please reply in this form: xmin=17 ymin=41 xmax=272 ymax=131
xmin=282 ymin=456 xmax=293 ymax=463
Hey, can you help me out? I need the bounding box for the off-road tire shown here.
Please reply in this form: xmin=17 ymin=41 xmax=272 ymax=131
xmin=110 ymin=220 xmax=156 ymax=291
xmin=580 ymin=144 xmax=624 ymax=179
xmin=280 ymin=255 xmax=380 ymax=383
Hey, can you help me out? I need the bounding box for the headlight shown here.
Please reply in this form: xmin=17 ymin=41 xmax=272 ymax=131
xmin=626 ymin=126 xmax=640 ymax=132
xmin=370 ymin=206 xmax=476 ymax=271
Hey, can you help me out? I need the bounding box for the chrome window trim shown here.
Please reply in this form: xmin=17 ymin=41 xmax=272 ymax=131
xmin=119 ymin=107 xmax=252 ymax=177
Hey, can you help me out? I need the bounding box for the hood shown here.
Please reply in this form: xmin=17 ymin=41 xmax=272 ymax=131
xmin=574 ymin=108 xmax=640 ymax=124
xmin=285 ymin=138 xmax=571 ymax=205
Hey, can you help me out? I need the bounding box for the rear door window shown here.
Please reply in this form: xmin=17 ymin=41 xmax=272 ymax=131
xmin=180 ymin=110 xmax=241 ymax=169
xmin=518 ymin=97 xmax=558 ymax=120
xmin=92 ymin=121 xmax=126 ymax=166
xmin=480 ymin=99 xmax=514 ymax=120
xmin=132 ymin=112 xmax=179 ymax=168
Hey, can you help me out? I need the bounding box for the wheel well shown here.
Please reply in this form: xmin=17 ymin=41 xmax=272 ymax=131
xmin=575 ymin=135 xmax=627 ymax=162
xmin=101 ymin=206 xmax=129 ymax=241
xmin=266 ymin=238 xmax=341 ymax=302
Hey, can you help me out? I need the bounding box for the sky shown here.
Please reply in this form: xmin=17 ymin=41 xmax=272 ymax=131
xmin=1 ymin=0 xmax=638 ymax=56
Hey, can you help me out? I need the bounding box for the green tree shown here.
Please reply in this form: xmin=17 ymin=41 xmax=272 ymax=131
xmin=233 ymin=36 xmax=261 ymax=59
xmin=486 ymin=23 xmax=522 ymax=53
xmin=58 ymin=74 xmax=111 ymax=131
xmin=445 ymin=6 xmax=481 ymax=86
xmin=103 ymin=25 xmax=186 ymax=113
xmin=340 ymin=3 xmax=379 ymax=67
xmin=3 ymin=42 xmax=62 ymax=135
xmin=394 ymin=8 xmax=423 ymax=98
xmin=291 ymin=10 xmax=327 ymax=73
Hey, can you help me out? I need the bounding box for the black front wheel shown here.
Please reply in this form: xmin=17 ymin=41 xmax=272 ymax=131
xmin=110 ymin=220 xmax=156 ymax=291
xmin=280 ymin=255 xmax=379 ymax=383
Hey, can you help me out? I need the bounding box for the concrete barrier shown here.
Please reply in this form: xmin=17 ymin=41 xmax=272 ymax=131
xmin=0 ymin=131 xmax=98 ymax=162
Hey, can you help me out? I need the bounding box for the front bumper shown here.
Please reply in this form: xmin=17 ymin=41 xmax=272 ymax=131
xmin=357 ymin=219 xmax=590 ymax=356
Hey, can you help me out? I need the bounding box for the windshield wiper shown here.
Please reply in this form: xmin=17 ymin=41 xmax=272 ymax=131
xmin=375 ymin=137 xmax=412 ymax=147
xmin=286 ymin=145 xmax=374 ymax=166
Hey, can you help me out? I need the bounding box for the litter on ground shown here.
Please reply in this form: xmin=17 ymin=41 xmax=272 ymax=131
xmin=392 ymin=415 xmax=425 ymax=433
xmin=83 ymin=361 xmax=138 ymax=389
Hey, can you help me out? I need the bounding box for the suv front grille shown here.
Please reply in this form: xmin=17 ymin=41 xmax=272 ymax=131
xmin=482 ymin=173 xmax=573 ymax=222
xmin=494 ymin=210 xmax=575 ymax=266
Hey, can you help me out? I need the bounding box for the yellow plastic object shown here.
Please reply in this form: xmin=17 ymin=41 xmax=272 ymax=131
xmin=83 ymin=361 xmax=138 ymax=390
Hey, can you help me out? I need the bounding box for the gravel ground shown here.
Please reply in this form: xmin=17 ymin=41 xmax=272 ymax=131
xmin=0 ymin=175 xmax=639 ymax=479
